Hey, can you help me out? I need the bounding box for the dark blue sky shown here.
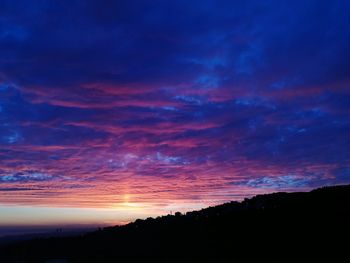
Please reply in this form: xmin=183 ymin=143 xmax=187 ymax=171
xmin=0 ymin=0 xmax=350 ymax=224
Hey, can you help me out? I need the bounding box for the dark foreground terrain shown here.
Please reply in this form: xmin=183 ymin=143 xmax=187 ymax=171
xmin=1 ymin=185 xmax=349 ymax=263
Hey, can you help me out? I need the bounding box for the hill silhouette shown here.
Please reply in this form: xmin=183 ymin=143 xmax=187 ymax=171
xmin=1 ymin=185 xmax=349 ymax=262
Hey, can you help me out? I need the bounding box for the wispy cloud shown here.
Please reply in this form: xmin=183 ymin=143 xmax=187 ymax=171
xmin=0 ymin=171 xmax=53 ymax=183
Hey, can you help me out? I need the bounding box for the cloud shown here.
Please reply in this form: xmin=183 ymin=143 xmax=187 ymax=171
xmin=0 ymin=187 xmax=38 ymax=191
xmin=0 ymin=0 xmax=349 ymax=210
xmin=0 ymin=171 xmax=53 ymax=183
xmin=241 ymin=175 xmax=313 ymax=189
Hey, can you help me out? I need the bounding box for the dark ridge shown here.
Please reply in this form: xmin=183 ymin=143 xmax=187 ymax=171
xmin=1 ymin=184 xmax=349 ymax=263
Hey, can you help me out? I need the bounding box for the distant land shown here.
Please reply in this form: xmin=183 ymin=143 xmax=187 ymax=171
xmin=0 ymin=225 xmax=103 ymax=238
xmin=1 ymin=185 xmax=349 ymax=263
xmin=0 ymin=227 xmax=98 ymax=246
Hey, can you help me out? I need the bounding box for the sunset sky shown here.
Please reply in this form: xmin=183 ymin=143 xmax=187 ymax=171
xmin=1 ymin=0 xmax=350 ymax=228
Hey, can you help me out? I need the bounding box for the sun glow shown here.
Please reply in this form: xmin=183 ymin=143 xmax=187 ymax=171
xmin=108 ymin=194 xmax=154 ymax=214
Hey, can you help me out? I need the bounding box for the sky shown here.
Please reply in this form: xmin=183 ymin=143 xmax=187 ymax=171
xmin=0 ymin=0 xmax=350 ymax=228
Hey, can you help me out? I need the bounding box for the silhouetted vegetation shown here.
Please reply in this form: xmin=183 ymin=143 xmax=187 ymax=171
xmin=1 ymin=185 xmax=349 ymax=262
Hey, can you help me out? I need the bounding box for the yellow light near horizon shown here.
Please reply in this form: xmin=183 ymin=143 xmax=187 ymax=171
xmin=108 ymin=194 xmax=147 ymax=212
xmin=123 ymin=194 xmax=130 ymax=204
